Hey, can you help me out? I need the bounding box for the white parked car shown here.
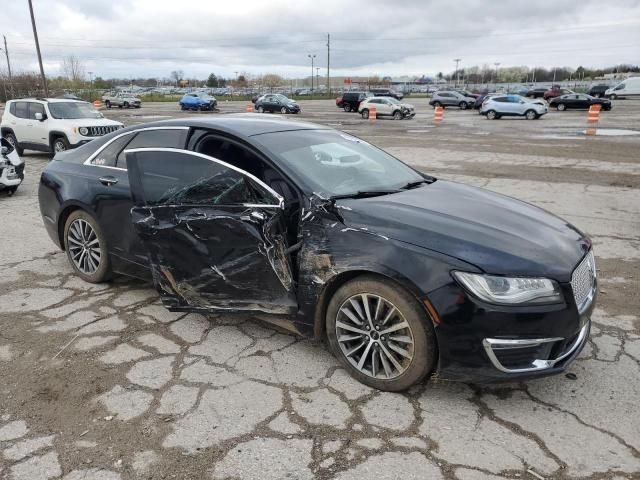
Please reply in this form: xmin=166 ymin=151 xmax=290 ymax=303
xmin=429 ymin=91 xmax=477 ymax=109
xmin=358 ymin=97 xmax=416 ymax=119
xmin=480 ymin=95 xmax=548 ymax=120
xmin=0 ymin=98 xmax=123 ymax=155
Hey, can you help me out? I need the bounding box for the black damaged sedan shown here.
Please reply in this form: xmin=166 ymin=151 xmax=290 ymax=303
xmin=38 ymin=116 xmax=596 ymax=391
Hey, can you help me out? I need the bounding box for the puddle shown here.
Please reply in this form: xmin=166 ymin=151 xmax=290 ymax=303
xmin=581 ymin=128 xmax=640 ymax=136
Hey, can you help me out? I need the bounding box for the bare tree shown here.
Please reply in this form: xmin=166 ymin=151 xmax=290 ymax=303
xmin=62 ymin=55 xmax=85 ymax=88
xmin=170 ymin=70 xmax=184 ymax=86
xmin=262 ymin=73 xmax=284 ymax=92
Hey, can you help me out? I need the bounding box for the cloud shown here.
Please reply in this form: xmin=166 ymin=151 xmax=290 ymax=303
xmin=4 ymin=0 xmax=640 ymax=79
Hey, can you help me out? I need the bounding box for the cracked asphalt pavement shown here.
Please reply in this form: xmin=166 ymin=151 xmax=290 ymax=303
xmin=1 ymin=98 xmax=639 ymax=479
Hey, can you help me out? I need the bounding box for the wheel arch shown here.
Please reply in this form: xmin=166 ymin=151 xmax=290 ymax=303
xmin=56 ymin=202 xmax=96 ymax=251
xmin=312 ymin=268 xmax=435 ymax=341
xmin=49 ymin=131 xmax=70 ymax=148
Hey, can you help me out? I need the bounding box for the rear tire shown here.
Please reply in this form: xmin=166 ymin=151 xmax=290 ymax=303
xmin=361 ymin=109 xmax=369 ymax=119
xmin=4 ymin=132 xmax=23 ymax=156
xmin=486 ymin=110 xmax=498 ymax=120
xmin=105 ymin=100 xmax=111 ymax=109
xmin=557 ymin=103 xmax=566 ymax=111
xmin=433 ymin=101 xmax=442 ymax=108
xmin=344 ymin=104 xmax=352 ymax=112
xmin=64 ymin=210 xmax=112 ymax=283
xmin=124 ymin=102 xmax=130 ymax=108
xmin=610 ymin=94 xmax=617 ymax=100
xmin=325 ymin=275 xmax=437 ymax=392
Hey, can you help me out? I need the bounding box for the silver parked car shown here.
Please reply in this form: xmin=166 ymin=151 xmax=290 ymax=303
xmin=480 ymin=95 xmax=548 ymax=120
xmin=429 ymin=91 xmax=477 ymax=109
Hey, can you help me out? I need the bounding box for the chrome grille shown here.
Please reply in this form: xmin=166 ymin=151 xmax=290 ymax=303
xmin=87 ymin=125 xmax=120 ymax=137
xmin=571 ymin=250 xmax=596 ymax=310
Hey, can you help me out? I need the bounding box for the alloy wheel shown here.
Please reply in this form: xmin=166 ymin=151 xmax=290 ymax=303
xmin=526 ymin=110 xmax=536 ymax=120
xmin=54 ymin=140 xmax=67 ymax=152
xmin=67 ymin=219 xmax=101 ymax=274
xmin=335 ymin=293 xmax=415 ymax=379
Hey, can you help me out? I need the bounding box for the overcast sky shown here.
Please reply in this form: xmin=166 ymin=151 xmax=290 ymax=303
xmin=3 ymin=0 xmax=640 ymax=80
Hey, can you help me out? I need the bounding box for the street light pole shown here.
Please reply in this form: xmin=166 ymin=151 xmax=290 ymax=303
xmin=28 ymin=0 xmax=48 ymax=97
xmin=1 ymin=36 xmax=14 ymax=99
xmin=308 ymin=54 xmax=316 ymax=98
xmin=494 ymin=62 xmax=500 ymax=86
xmin=453 ymin=58 xmax=461 ymax=88
xmin=88 ymin=71 xmax=93 ymax=101
xmin=316 ymin=67 xmax=320 ymax=96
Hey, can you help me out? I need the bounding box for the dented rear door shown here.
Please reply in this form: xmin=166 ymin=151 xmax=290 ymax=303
xmin=125 ymin=148 xmax=297 ymax=314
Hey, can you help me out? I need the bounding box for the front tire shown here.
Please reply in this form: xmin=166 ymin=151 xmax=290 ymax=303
xmin=280 ymin=107 xmax=287 ymax=114
xmin=326 ymin=275 xmax=437 ymax=391
xmin=105 ymin=100 xmax=111 ymax=109
xmin=525 ymin=109 xmax=537 ymax=120
xmin=344 ymin=104 xmax=352 ymax=112
xmin=393 ymin=110 xmax=403 ymax=120
xmin=52 ymin=136 xmax=70 ymax=153
xmin=4 ymin=132 xmax=23 ymax=156
xmin=557 ymin=103 xmax=566 ymax=111
xmin=610 ymin=94 xmax=617 ymax=100
xmin=433 ymin=101 xmax=442 ymax=108
xmin=361 ymin=109 xmax=370 ymax=119
xmin=257 ymin=105 xmax=264 ymax=113
xmin=64 ymin=210 xmax=112 ymax=283
xmin=459 ymin=101 xmax=468 ymax=110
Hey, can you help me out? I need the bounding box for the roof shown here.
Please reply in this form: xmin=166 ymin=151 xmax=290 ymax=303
xmin=131 ymin=114 xmax=331 ymax=138
xmin=9 ymin=97 xmax=87 ymax=104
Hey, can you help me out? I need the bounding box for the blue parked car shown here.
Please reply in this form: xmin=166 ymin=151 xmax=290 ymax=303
xmin=179 ymin=92 xmax=218 ymax=111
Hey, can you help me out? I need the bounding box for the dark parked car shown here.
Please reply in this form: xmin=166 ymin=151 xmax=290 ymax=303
xmin=473 ymin=92 xmax=494 ymax=109
xmin=254 ymin=94 xmax=300 ymax=114
xmin=340 ymin=91 xmax=372 ymax=112
xmin=370 ymin=88 xmax=404 ymax=100
xmin=38 ymin=116 xmax=596 ymax=391
xmin=549 ymin=94 xmax=612 ymax=111
xmin=525 ymin=88 xmax=548 ymax=99
xmin=587 ymin=84 xmax=610 ymax=98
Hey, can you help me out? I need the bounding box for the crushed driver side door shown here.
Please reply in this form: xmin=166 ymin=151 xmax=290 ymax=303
xmin=125 ymin=148 xmax=297 ymax=315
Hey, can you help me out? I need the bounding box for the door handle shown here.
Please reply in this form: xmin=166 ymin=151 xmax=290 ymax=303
xmin=99 ymin=176 xmax=118 ymax=186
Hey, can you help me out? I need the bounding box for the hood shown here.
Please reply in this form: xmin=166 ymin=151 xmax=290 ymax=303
xmin=76 ymin=118 xmax=123 ymax=127
xmin=400 ymin=103 xmax=414 ymax=109
xmin=337 ymin=180 xmax=589 ymax=281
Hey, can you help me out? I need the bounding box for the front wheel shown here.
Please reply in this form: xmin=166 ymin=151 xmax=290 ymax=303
xmin=344 ymin=104 xmax=352 ymax=112
xmin=123 ymin=102 xmax=130 ymax=108
xmin=433 ymin=101 xmax=442 ymax=108
xmin=525 ymin=109 xmax=537 ymax=120
xmin=361 ymin=109 xmax=370 ymax=119
xmin=280 ymin=107 xmax=287 ymax=114
xmin=326 ymin=275 xmax=437 ymax=391
xmin=459 ymin=101 xmax=468 ymax=110
xmin=64 ymin=210 xmax=112 ymax=283
xmin=393 ymin=110 xmax=403 ymax=120
xmin=52 ymin=136 xmax=70 ymax=153
xmin=257 ymin=106 xmax=264 ymax=113
xmin=609 ymin=94 xmax=617 ymax=100
xmin=105 ymin=100 xmax=111 ymax=109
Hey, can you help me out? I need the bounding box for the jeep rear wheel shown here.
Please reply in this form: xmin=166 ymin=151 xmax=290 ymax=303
xmin=4 ymin=132 xmax=23 ymax=156
xmin=105 ymin=100 xmax=111 ymax=108
xmin=344 ymin=104 xmax=352 ymax=112
xmin=361 ymin=109 xmax=370 ymax=119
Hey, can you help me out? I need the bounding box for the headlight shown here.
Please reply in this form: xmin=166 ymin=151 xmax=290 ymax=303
xmin=452 ymin=271 xmax=562 ymax=305
xmin=79 ymin=127 xmax=89 ymax=136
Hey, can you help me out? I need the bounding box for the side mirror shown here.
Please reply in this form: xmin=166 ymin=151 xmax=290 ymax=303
xmin=35 ymin=112 xmax=45 ymax=121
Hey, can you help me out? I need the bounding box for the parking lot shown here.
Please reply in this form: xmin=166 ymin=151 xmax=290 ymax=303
xmin=1 ymin=98 xmax=639 ymax=479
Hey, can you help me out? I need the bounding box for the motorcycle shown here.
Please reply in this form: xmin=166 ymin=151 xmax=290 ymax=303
xmin=0 ymin=137 xmax=25 ymax=196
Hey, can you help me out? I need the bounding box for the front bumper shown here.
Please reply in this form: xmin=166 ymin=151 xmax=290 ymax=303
xmin=429 ymin=276 xmax=596 ymax=383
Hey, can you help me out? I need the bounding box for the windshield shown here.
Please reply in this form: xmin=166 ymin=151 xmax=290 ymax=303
xmin=48 ymin=102 xmax=102 ymax=119
xmin=253 ymin=130 xmax=424 ymax=197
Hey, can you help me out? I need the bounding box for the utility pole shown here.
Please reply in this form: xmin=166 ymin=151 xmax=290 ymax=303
xmin=28 ymin=0 xmax=48 ymax=97
xmin=1 ymin=36 xmax=14 ymax=98
xmin=494 ymin=62 xmax=500 ymax=86
xmin=308 ymin=54 xmax=316 ymax=98
xmin=453 ymin=58 xmax=461 ymax=88
xmin=316 ymin=67 xmax=320 ymax=95
xmin=88 ymin=71 xmax=93 ymax=101
xmin=326 ymin=33 xmax=330 ymax=95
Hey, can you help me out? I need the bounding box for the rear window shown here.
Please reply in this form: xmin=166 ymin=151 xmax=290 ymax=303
xmin=14 ymin=102 xmax=29 ymax=119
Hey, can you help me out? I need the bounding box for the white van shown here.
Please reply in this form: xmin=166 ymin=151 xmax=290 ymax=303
xmin=605 ymin=77 xmax=640 ymax=99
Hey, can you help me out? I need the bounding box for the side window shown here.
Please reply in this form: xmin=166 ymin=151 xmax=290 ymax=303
xmin=117 ymin=129 xmax=187 ymax=169
xmin=91 ymin=134 xmax=134 ymax=167
xmin=10 ymin=102 xmax=16 ymax=115
xmin=14 ymin=102 xmax=29 ymax=119
xmin=129 ymin=151 xmax=273 ymax=206
xmin=28 ymin=103 xmax=45 ymax=120
xmin=615 ymin=83 xmax=625 ymax=90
